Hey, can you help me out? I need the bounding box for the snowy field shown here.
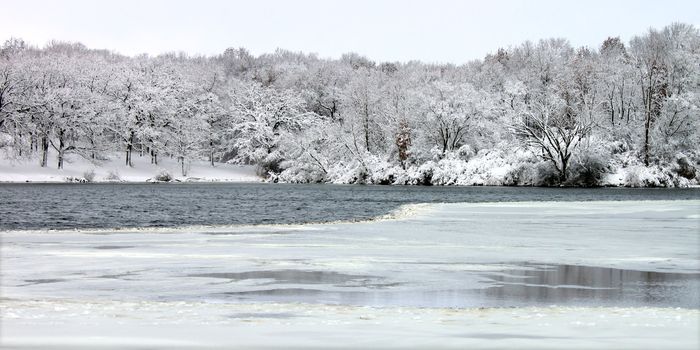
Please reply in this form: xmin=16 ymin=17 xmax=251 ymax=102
xmin=0 ymin=152 xmax=261 ymax=183
xmin=1 ymin=200 xmax=699 ymax=349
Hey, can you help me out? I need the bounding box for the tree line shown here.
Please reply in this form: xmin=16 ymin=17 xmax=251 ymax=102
xmin=0 ymin=23 xmax=698 ymax=185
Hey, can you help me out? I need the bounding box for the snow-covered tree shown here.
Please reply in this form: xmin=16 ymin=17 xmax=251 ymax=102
xmin=422 ymin=82 xmax=486 ymax=156
xmin=0 ymin=23 xmax=697 ymax=186
xmin=228 ymin=82 xmax=317 ymax=174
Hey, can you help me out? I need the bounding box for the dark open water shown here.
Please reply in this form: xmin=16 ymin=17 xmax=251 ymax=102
xmin=0 ymin=183 xmax=698 ymax=230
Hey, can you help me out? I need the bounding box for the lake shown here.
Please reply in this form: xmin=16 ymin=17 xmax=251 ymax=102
xmin=1 ymin=185 xmax=699 ymax=349
xmin=1 ymin=183 xmax=699 ymax=230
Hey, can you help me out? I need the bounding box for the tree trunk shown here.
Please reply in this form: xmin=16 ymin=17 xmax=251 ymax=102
xmin=643 ymin=83 xmax=652 ymax=167
xmin=644 ymin=115 xmax=651 ymax=166
xmin=125 ymin=132 xmax=134 ymax=167
xmin=40 ymin=136 xmax=49 ymax=168
xmin=125 ymin=146 xmax=131 ymax=167
xmin=560 ymin=159 xmax=568 ymax=184
xmin=609 ymin=94 xmax=615 ymax=125
xmin=363 ymin=102 xmax=370 ymax=152
xmin=16 ymin=132 xmax=22 ymax=157
xmin=210 ymin=140 xmax=215 ymax=167
xmin=151 ymin=150 xmax=158 ymax=165
xmin=57 ymin=129 xmax=65 ymax=169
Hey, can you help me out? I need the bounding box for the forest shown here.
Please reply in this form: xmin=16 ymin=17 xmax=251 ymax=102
xmin=0 ymin=23 xmax=698 ymax=186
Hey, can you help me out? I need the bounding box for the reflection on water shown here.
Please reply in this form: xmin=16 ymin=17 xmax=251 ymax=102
xmin=190 ymin=270 xmax=376 ymax=285
xmin=93 ymin=245 xmax=135 ymax=249
xmin=20 ymin=279 xmax=66 ymax=286
xmin=481 ymin=264 xmax=700 ymax=308
xmin=213 ymin=265 xmax=700 ymax=309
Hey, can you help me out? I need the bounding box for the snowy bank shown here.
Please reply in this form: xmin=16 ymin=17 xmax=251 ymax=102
xmin=0 ymin=152 xmax=261 ymax=183
xmin=3 ymin=148 xmax=696 ymax=187
xmin=278 ymin=147 xmax=700 ymax=188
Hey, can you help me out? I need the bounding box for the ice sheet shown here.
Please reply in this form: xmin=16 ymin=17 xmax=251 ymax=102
xmin=1 ymin=200 xmax=699 ymax=348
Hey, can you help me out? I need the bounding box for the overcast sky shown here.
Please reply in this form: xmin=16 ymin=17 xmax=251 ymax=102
xmin=1 ymin=0 xmax=698 ymax=64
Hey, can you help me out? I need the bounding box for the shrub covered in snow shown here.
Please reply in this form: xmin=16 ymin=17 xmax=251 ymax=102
xmin=567 ymin=155 xmax=609 ymax=187
xmin=64 ymin=176 xmax=89 ymax=183
xmin=154 ymin=170 xmax=173 ymax=182
xmin=104 ymin=170 xmax=122 ymax=182
xmin=674 ymin=155 xmax=697 ymax=180
xmin=82 ymin=169 xmax=96 ymax=183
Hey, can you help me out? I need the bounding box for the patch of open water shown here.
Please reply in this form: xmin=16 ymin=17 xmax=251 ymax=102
xmin=205 ymin=264 xmax=700 ymax=308
xmin=1 ymin=183 xmax=698 ymax=230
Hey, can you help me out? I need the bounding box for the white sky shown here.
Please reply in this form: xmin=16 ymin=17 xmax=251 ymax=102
xmin=1 ymin=0 xmax=698 ymax=64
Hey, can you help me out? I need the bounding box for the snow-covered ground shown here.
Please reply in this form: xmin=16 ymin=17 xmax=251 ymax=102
xmin=0 ymin=152 xmax=261 ymax=183
xmin=1 ymin=201 xmax=699 ymax=349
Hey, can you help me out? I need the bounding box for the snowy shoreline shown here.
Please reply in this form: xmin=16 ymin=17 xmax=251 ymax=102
xmin=2 ymin=156 xmax=697 ymax=187
xmin=0 ymin=153 xmax=262 ymax=183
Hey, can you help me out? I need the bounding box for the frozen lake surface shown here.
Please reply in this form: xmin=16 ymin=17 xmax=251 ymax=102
xmin=1 ymin=187 xmax=699 ymax=349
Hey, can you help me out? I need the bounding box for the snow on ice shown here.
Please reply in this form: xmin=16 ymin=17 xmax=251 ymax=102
xmin=1 ymin=200 xmax=698 ymax=349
